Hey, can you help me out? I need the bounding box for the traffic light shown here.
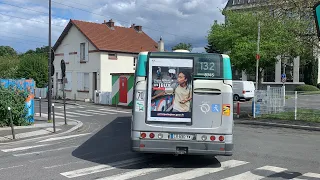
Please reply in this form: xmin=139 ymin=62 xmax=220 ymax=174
xmin=314 ymin=2 xmax=320 ymax=40
xmin=61 ymin=59 xmax=66 ymax=78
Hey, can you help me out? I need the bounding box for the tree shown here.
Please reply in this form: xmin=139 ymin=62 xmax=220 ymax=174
xmin=204 ymin=44 xmax=221 ymax=53
xmin=172 ymin=43 xmax=193 ymax=52
xmin=25 ymin=46 xmax=49 ymax=56
xmin=0 ymin=46 xmax=17 ymax=56
xmin=207 ymin=10 xmax=305 ymax=87
xmin=0 ymin=55 xmax=19 ymax=78
xmin=15 ymin=53 xmax=48 ymax=88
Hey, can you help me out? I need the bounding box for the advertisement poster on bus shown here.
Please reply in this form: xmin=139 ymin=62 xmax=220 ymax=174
xmin=147 ymin=58 xmax=193 ymax=123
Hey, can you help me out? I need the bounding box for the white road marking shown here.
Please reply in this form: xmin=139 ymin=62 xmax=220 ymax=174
xmin=85 ymin=109 xmax=117 ymax=115
xmin=1 ymin=144 xmax=51 ymax=152
xmin=98 ymin=108 xmax=131 ymax=114
xmin=38 ymin=133 xmax=91 ymax=143
xmin=0 ymin=165 xmax=24 ymax=171
xmin=96 ymin=167 xmax=165 ymax=180
xmin=54 ymin=112 xmax=79 ymax=117
xmin=155 ymin=160 xmax=248 ymax=180
xmin=13 ymin=146 xmax=78 ymax=157
xmin=60 ymin=157 xmax=152 ymax=178
xmin=66 ymin=111 xmax=92 ymax=116
xmin=220 ymin=165 xmax=287 ymax=180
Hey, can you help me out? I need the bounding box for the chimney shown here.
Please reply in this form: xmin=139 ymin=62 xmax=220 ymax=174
xmin=134 ymin=25 xmax=142 ymax=32
xmin=106 ymin=19 xmax=114 ymax=29
xmin=158 ymin=36 xmax=164 ymax=52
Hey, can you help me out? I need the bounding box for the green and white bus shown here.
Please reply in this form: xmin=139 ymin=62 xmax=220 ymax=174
xmin=131 ymin=50 xmax=233 ymax=156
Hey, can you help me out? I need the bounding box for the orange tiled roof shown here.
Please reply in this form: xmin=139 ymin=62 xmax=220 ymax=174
xmin=53 ymin=19 xmax=159 ymax=53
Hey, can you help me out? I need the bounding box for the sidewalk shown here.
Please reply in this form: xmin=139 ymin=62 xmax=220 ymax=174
xmin=0 ymin=114 xmax=82 ymax=143
xmin=234 ymin=118 xmax=320 ymax=131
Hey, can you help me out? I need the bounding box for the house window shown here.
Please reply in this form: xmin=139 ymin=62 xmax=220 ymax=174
xmin=65 ymin=72 xmax=72 ymax=90
xmin=77 ymin=72 xmax=90 ymax=92
xmin=80 ymin=43 xmax=85 ymax=60
xmin=108 ymin=53 xmax=117 ymax=60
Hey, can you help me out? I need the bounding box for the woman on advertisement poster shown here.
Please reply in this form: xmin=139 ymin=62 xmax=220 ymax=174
xmin=152 ymin=70 xmax=192 ymax=113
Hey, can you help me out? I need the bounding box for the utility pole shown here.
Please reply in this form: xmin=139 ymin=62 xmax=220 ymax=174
xmin=48 ymin=0 xmax=52 ymax=121
xmin=255 ymin=21 xmax=261 ymax=90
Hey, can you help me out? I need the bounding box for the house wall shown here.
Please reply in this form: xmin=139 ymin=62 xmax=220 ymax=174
xmin=53 ymin=25 xmax=139 ymax=101
xmin=100 ymin=52 xmax=137 ymax=92
xmin=53 ymin=25 xmax=100 ymax=101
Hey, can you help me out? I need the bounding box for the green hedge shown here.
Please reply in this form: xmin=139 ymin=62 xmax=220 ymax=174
xmin=294 ymin=84 xmax=320 ymax=91
xmin=0 ymin=85 xmax=30 ymax=127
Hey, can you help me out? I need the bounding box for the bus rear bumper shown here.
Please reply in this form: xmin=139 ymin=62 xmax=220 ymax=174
xmin=131 ymin=139 xmax=233 ymax=156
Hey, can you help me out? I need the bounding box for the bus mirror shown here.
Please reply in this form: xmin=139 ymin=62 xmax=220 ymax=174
xmin=314 ymin=2 xmax=320 ymax=40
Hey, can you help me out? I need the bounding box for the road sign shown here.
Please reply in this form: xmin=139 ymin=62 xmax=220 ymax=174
xmin=281 ymin=77 xmax=286 ymax=83
xmin=281 ymin=74 xmax=286 ymax=79
xmin=256 ymin=54 xmax=260 ymax=60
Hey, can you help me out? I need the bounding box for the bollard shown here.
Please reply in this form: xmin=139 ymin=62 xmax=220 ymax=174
xmin=236 ymin=101 xmax=240 ymax=118
xmin=8 ymin=107 xmax=15 ymax=140
xmin=52 ymin=103 xmax=56 ymax=133
xmin=39 ymin=97 xmax=42 ymax=117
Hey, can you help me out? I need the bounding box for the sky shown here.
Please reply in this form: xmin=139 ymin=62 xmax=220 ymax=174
xmin=0 ymin=0 xmax=229 ymax=53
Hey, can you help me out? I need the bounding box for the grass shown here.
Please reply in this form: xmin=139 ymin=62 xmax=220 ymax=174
xmin=259 ymin=109 xmax=320 ymax=123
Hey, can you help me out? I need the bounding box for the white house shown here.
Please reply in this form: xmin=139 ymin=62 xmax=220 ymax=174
xmin=52 ymin=19 xmax=159 ymax=101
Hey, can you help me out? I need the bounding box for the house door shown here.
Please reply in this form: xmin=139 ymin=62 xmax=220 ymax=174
xmin=119 ymin=76 xmax=127 ymax=103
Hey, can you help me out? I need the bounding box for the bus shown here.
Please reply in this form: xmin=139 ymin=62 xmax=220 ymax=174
xmin=131 ymin=50 xmax=233 ymax=156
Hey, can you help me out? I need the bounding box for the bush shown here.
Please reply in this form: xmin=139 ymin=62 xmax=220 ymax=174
xmin=0 ymin=85 xmax=30 ymax=127
xmin=317 ymin=83 xmax=320 ymax=89
xmin=294 ymin=84 xmax=320 ymax=91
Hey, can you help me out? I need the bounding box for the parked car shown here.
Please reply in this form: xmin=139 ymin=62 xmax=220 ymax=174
xmin=232 ymin=80 xmax=255 ymax=101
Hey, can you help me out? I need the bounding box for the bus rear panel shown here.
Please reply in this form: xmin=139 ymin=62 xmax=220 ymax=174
xmin=131 ymin=51 xmax=233 ymax=156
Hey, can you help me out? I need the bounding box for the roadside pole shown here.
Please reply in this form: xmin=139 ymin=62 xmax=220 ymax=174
xmin=48 ymin=0 xmax=52 ymax=122
xmin=255 ymin=21 xmax=261 ymax=91
xmin=8 ymin=107 xmax=15 ymax=140
xmin=61 ymin=59 xmax=67 ymax=125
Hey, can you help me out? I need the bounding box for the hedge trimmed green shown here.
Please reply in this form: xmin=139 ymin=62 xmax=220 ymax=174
xmin=294 ymin=84 xmax=320 ymax=91
xmin=0 ymin=85 xmax=30 ymax=127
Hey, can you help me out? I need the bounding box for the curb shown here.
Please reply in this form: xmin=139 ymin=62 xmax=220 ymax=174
xmin=0 ymin=119 xmax=83 ymax=145
xmin=235 ymin=120 xmax=320 ymax=131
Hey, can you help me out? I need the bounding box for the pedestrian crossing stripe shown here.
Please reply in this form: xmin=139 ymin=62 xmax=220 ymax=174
xmin=59 ymin=157 xmax=320 ymax=179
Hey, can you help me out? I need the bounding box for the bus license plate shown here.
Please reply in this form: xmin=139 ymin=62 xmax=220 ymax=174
xmin=169 ymin=134 xmax=193 ymax=140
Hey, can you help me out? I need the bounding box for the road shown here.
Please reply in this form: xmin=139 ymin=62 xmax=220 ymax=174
xmin=0 ymin=102 xmax=319 ymax=180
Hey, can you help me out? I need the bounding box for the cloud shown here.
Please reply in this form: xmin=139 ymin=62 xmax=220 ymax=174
xmin=0 ymin=0 xmax=227 ymax=53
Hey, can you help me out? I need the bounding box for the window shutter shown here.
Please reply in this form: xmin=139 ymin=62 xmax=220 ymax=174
xmin=85 ymin=42 xmax=89 ymax=62
xmin=77 ymin=72 xmax=83 ymax=90
xmin=77 ymin=44 xmax=81 ymax=63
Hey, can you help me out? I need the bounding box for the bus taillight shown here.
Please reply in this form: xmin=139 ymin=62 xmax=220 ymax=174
xmin=219 ymin=136 xmax=224 ymax=141
xmin=149 ymin=133 xmax=155 ymax=138
xmin=210 ymin=136 xmax=216 ymax=141
xmin=141 ymin=133 xmax=146 ymax=138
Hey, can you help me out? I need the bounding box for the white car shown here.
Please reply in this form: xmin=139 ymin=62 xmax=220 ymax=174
xmin=232 ymin=80 xmax=255 ymax=101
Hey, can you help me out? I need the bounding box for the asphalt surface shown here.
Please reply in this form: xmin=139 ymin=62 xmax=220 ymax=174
xmin=0 ymin=101 xmax=319 ymax=180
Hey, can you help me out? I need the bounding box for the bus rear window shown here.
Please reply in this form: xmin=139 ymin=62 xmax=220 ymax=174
xmin=194 ymin=54 xmax=223 ymax=79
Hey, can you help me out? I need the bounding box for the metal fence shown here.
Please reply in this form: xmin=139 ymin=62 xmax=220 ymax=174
xmin=94 ymin=91 xmax=112 ymax=105
xmin=250 ymin=86 xmax=320 ymax=122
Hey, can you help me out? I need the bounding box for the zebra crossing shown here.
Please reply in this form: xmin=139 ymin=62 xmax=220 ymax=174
xmin=47 ymin=105 xmax=131 ymax=119
xmin=1 ymin=142 xmax=318 ymax=180
xmin=57 ymin=157 xmax=319 ymax=180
